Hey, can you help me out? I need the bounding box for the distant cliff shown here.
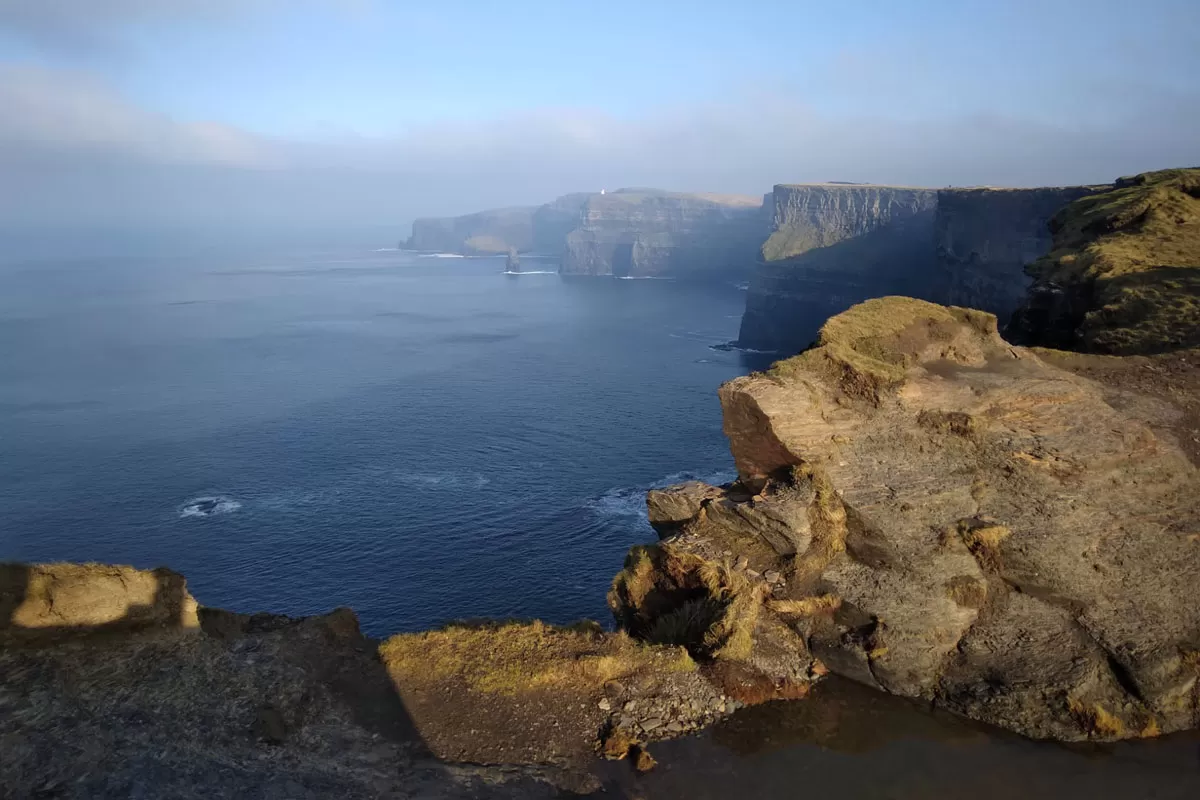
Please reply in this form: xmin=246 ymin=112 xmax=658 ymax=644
xmin=737 ymin=183 xmax=1098 ymax=353
xmin=738 ymin=185 xmax=938 ymax=352
xmin=937 ymin=186 xmax=1100 ymax=318
xmin=560 ymin=190 xmax=769 ymax=279
xmin=406 ymin=189 xmax=769 ymax=280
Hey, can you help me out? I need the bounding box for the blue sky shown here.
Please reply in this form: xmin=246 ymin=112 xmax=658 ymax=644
xmin=0 ymin=0 xmax=1197 ymax=231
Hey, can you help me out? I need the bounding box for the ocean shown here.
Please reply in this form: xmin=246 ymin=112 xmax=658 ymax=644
xmin=0 ymin=244 xmax=772 ymax=635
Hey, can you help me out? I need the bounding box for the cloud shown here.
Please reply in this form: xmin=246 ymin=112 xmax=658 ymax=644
xmin=0 ymin=65 xmax=275 ymax=166
xmin=0 ymin=0 xmax=370 ymax=56
xmin=0 ymin=65 xmax=1196 ymax=232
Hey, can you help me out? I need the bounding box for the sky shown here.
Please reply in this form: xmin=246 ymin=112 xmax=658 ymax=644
xmin=0 ymin=0 xmax=1197 ymax=236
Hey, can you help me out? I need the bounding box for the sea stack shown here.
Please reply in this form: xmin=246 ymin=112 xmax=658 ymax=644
xmin=506 ymin=247 xmax=522 ymax=273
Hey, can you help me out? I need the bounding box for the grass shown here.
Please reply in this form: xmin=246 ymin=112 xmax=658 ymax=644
xmin=378 ymin=619 xmax=695 ymax=697
xmin=945 ymin=576 xmax=989 ymax=609
xmin=767 ymin=594 xmax=842 ymax=616
xmin=1025 ymin=167 xmax=1200 ymax=354
xmin=766 ymin=297 xmax=996 ymax=402
xmin=1067 ymin=697 xmax=1126 ymax=738
xmin=608 ymin=546 xmax=766 ymax=662
xmin=955 ymin=518 xmax=1011 ymax=571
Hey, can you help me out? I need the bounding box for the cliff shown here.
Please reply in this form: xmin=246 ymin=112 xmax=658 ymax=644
xmin=738 ymin=185 xmax=938 ymax=351
xmin=737 ymin=183 xmax=1098 ymax=354
xmin=406 ymin=206 xmax=537 ymax=255
xmin=937 ymin=185 xmax=1101 ymax=316
xmin=1008 ymin=168 xmax=1200 ymax=354
xmin=560 ymin=190 xmax=769 ymax=279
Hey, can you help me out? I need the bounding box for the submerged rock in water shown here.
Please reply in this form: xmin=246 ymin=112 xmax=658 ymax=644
xmin=623 ymin=296 xmax=1200 ymax=741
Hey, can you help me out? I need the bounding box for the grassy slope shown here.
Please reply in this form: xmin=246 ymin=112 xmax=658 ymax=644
xmin=1028 ymin=167 xmax=1200 ymax=353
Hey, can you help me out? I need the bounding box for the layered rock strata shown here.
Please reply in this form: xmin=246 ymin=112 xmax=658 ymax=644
xmin=560 ymin=190 xmax=768 ymax=279
xmin=737 ymin=184 xmax=1099 ymax=353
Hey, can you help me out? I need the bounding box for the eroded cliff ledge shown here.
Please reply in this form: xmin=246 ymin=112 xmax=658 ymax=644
xmin=634 ymin=297 xmax=1199 ymax=741
xmin=737 ymin=183 xmax=1101 ymax=354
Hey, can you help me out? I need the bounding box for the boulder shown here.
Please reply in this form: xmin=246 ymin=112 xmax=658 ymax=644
xmin=0 ymin=563 xmax=200 ymax=638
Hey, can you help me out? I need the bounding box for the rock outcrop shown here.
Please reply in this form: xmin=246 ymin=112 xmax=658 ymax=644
xmin=1008 ymin=168 xmax=1200 ymax=354
xmin=632 ymin=297 xmax=1200 ymax=741
xmin=560 ymin=190 xmax=768 ymax=279
xmin=0 ymin=562 xmax=199 ymax=638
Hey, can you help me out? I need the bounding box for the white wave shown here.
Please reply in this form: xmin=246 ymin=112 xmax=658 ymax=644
xmin=709 ymin=343 xmax=780 ymax=355
xmin=373 ymin=247 xmax=399 ymax=252
xmin=503 ymin=270 xmax=559 ymax=275
xmin=179 ymin=496 xmax=241 ymax=518
xmin=616 ymin=275 xmax=674 ymax=280
xmin=391 ymin=471 xmax=490 ymax=490
xmin=419 ymin=253 xmax=466 ymax=259
xmin=586 ymin=469 xmax=738 ymax=529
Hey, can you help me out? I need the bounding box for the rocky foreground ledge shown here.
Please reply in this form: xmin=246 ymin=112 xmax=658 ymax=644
xmin=0 ymin=563 xmax=772 ymax=797
xmin=631 ymin=296 xmax=1199 ymax=741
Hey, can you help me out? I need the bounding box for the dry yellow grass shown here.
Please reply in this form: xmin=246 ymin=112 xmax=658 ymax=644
xmin=767 ymin=594 xmax=842 ymax=616
xmin=608 ymin=546 xmax=767 ymax=663
xmin=379 ymin=620 xmax=694 ymax=697
xmin=767 ymin=297 xmax=994 ymax=402
xmin=1068 ymin=697 xmax=1126 ymax=738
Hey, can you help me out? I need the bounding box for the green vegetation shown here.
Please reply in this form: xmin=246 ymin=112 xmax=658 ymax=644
xmin=1028 ymin=167 xmax=1200 ymax=354
xmin=761 ymin=228 xmax=823 ymax=262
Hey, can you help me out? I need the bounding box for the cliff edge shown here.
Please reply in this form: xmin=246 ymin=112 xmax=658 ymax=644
xmin=1009 ymin=168 xmax=1200 ymax=354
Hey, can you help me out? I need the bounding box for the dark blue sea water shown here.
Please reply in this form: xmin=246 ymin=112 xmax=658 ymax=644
xmin=0 ymin=245 xmax=769 ymax=635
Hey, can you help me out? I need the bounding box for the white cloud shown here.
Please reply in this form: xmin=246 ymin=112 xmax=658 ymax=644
xmin=0 ymin=65 xmax=1196 ymax=231
xmin=0 ymin=65 xmax=275 ymax=166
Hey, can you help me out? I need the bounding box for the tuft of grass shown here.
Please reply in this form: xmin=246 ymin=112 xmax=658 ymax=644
xmin=379 ymin=619 xmax=694 ymax=698
xmin=767 ymin=594 xmax=842 ymax=616
xmin=956 ymin=518 xmax=1011 ymax=571
xmin=945 ymin=576 xmax=988 ymax=609
xmin=1068 ymin=697 xmax=1126 ymax=738
xmin=608 ymin=547 xmax=766 ymax=663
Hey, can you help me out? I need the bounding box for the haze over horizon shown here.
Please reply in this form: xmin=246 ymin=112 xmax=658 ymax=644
xmin=1 ymin=0 xmax=1197 ymax=238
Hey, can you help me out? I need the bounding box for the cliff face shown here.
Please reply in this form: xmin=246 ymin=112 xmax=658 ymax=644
xmin=629 ymin=297 xmax=1200 ymax=742
xmin=738 ymin=185 xmax=938 ymax=351
xmin=560 ymin=190 xmax=769 ymax=279
xmin=1008 ymin=168 xmax=1200 ymax=354
xmin=738 ymin=184 xmax=1096 ymax=354
xmin=936 ymin=186 xmax=1100 ymax=320
xmin=406 ymin=206 xmax=537 ymax=255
